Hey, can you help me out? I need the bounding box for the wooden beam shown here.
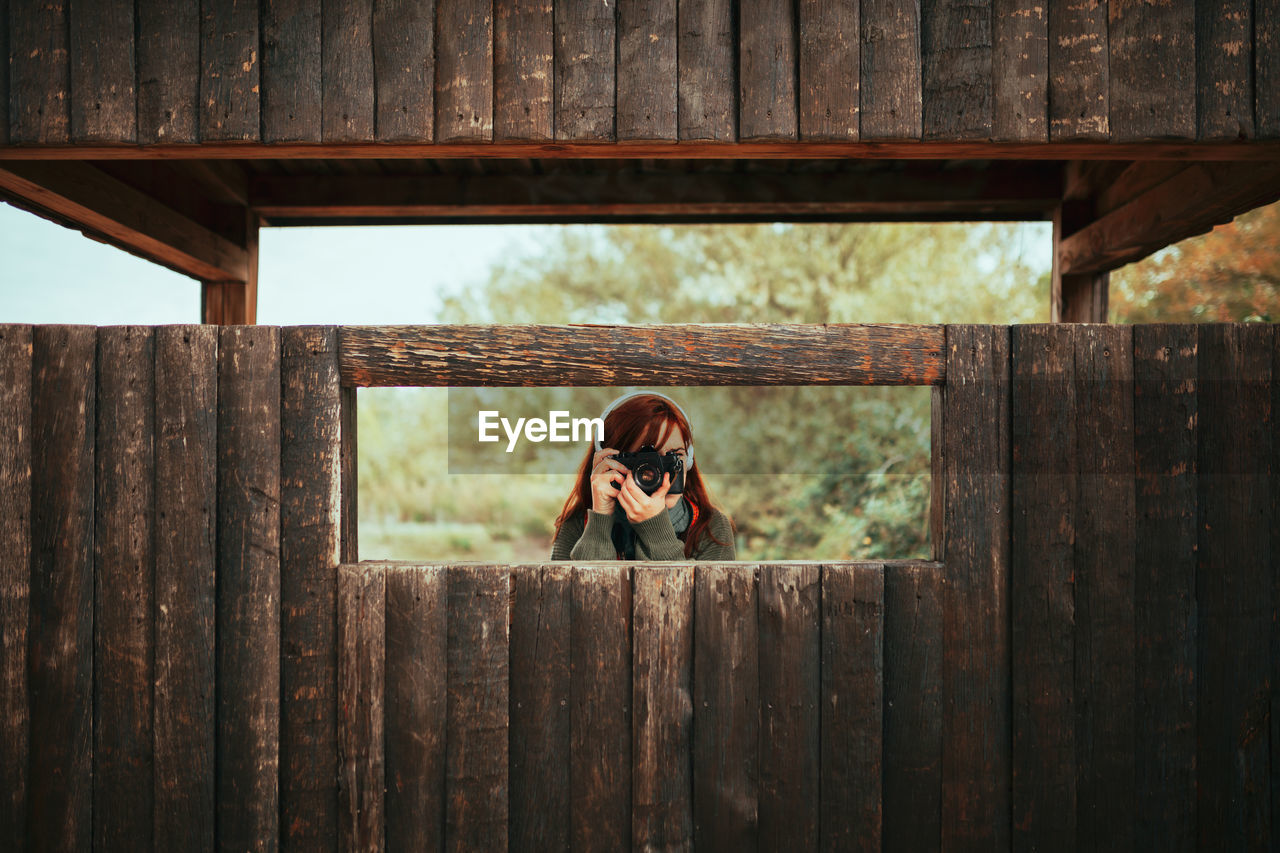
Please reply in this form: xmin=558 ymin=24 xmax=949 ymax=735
xmin=338 ymin=324 xmax=945 ymax=387
xmin=1059 ymin=161 xmax=1280 ymax=276
xmin=0 ymin=161 xmax=249 ymax=281
xmin=201 ymin=211 xmax=259 ymax=325
xmin=1052 ymin=204 xmax=1109 ymax=322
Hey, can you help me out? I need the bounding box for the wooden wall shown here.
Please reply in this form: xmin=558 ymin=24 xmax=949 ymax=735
xmin=1 ymin=0 xmax=1277 ymax=147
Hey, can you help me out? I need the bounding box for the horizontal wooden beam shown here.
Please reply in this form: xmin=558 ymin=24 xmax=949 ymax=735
xmin=0 ymin=161 xmax=250 ymax=281
xmin=250 ymin=167 xmax=1060 ymax=222
xmin=339 ymin=324 xmax=946 ymax=387
xmin=0 ymin=141 xmax=1279 ymax=161
xmin=1059 ymin=162 xmax=1280 ymax=275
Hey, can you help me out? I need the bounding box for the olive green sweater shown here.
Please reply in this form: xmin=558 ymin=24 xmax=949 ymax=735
xmin=550 ymin=504 xmax=736 ymax=561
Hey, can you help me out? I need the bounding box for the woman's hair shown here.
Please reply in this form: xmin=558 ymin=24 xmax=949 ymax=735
xmin=554 ymin=393 xmax=732 ymax=558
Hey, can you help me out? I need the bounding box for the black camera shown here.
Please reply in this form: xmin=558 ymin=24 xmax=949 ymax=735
xmin=611 ymin=444 xmax=686 ymax=495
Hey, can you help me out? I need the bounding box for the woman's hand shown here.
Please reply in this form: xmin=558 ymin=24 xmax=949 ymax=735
xmin=589 ymin=447 xmax=629 ymax=515
xmin=616 ymin=471 xmax=673 ymax=524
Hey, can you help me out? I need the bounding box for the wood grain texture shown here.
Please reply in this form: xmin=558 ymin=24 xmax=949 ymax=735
xmin=495 ymin=0 xmax=552 ymax=141
xmin=921 ymin=0 xmax=992 ymax=140
xmin=1047 ymin=0 xmax=1107 ymax=140
xmin=509 ymin=566 xmax=571 ymax=850
xmin=339 ymin=324 xmax=945 ymax=387
xmin=69 ymin=0 xmax=136 ymax=142
xmin=28 ymin=326 xmax=96 ymax=853
xmin=1260 ymin=0 xmax=1280 ymax=137
xmin=138 ymin=0 xmax=200 ymax=143
xmin=860 ymin=0 xmax=922 ymax=140
xmin=153 ymin=326 xmax=217 ymax=853
xmin=445 ymin=565 xmax=510 ymax=852
xmin=337 ymin=563 xmax=385 ymax=852
xmin=571 ymin=566 xmax=631 ymax=849
xmin=941 ymin=324 xmax=1011 ymax=850
xmin=555 ymin=0 xmax=616 ymax=140
xmin=883 ymin=561 xmax=943 ymax=852
xmin=323 ymin=0 xmax=375 ymax=142
xmin=991 ymin=0 xmax=1046 ymax=141
xmin=1132 ymin=324 xmax=1197 ymax=852
xmin=1073 ymin=324 xmax=1136 ymax=850
xmin=1010 ymin=324 xmax=1076 ymax=853
xmin=0 ymin=325 xmax=31 ymax=849
xmin=373 ymin=0 xmax=435 ymax=141
xmin=1108 ymin=0 xmax=1194 ymax=141
xmin=384 ymin=565 xmax=447 ymax=853
xmin=1196 ymin=323 xmax=1273 ymax=850
xmin=280 ymin=326 xmax=342 ymax=852
xmin=435 ymin=0 xmax=493 ymax=141
xmin=631 ymin=565 xmax=694 ymax=850
xmin=1196 ymin=0 xmax=1253 ymax=140
xmin=9 ymin=0 xmax=69 ymax=143
xmin=617 ymin=0 xmax=676 ymax=140
xmin=200 ymin=0 xmax=261 ymax=141
xmin=739 ymin=0 xmax=797 ymax=141
xmin=678 ymin=0 xmax=735 ymax=140
xmin=758 ymin=564 xmax=820 ymax=850
xmin=216 ymin=325 xmax=281 ymax=853
xmin=93 ymin=327 xmax=156 ymax=852
xmin=820 ymin=563 xmax=883 ymax=852
xmin=262 ymin=0 xmax=322 ymax=142
xmin=797 ymin=0 xmax=858 ymax=140
xmin=694 ymin=564 xmax=759 ymax=850
xmin=0 ymin=0 xmax=8 ymax=144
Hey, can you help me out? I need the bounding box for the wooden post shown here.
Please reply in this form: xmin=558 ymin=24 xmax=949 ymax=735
xmin=202 ymin=211 xmax=259 ymax=324
xmin=1051 ymin=203 xmax=1109 ymax=323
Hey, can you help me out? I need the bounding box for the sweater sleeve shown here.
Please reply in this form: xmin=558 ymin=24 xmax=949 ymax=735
xmin=567 ymin=510 xmax=621 ymax=560
xmin=691 ymin=510 xmax=737 ymax=560
xmin=631 ymin=511 xmax=687 ymax=561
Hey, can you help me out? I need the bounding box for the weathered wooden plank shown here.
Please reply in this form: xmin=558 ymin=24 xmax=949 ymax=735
xmin=340 ymin=324 xmax=946 ymax=387
xmin=0 ymin=0 xmax=8 ymax=144
xmin=821 ymin=563 xmax=883 ymax=852
xmin=137 ymin=0 xmax=199 ymax=143
xmin=154 ymin=326 xmax=217 ymax=853
xmin=373 ymin=0 xmax=435 ymax=141
xmin=340 ymin=386 xmax=358 ymax=562
xmin=1047 ymin=0 xmax=1107 ymax=140
xmin=1132 ymin=324 xmax=1197 ymax=852
xmin=1073 ymin=324 xmax=1136 ymax=850
xmin=921 ymin=0 xmax=992 ymax=140
xmin=69 ymin=0 xmax=135 ymax=142
xmin=860 ymin=0 xmax=921 ymax=140
xmin=617 ymin=0 xmax=676 ymax=140
xmin=883 ymin=561 xmax=943 ymax=851
xmin=28 ymin=326 xmax=95 ymax=853
xmin=445 ymin=566 xmax=510 ymax=852
xmin=200 ymin=0 xmax=260 ymax=141
xmin=1197 ymin=0 xmax=1253 ymax=140
xmin=941 ymin=324 xmax=1011 ymax=849
xmin=216 ymin=325 xmax=281 ymax=852
xmin=678 ymin=0 xmax=735 ymax=140
xmin=739 ymin=0 xmax=797 ymax=141
xmin=0 ymin=325 xmax=32 ymax=849
xmin=495 ymin=0 xmax=552 ymax=141
xmin=555 ymin=0 xmax=616 ymax=140
xmin=992 ymin=0 xmax=1046 ymax=141
xmin=262 ymin=0 xmax=322 ymax=142
xmin=1260 ymin=0 xmax=1280 ymax=137
xmin=384 ymin=565 xmax=447 ymax=853
xmin=797 ymin=0 xmax=858 ymax=140
xmin=1196 ymin=323 xmax=1273 ymax=850
xmin=94 ymin=327 xmax=155 ymax=852
xmin=338 ymin=563 xmax=385 ymax=852
xmin=509 ymin=566 xmax=571 ymax=850
xmin=694 ymin=564 xmax=759 ymax=850
xmin=1273 ymin=328 xmax=1280 ymax=837
xmin=1010 ymin=324 xmax=1076 ymax=853
xmin=9 ymin=0 xmax=69 ymax=143
xmin=323 ymin=0 xmax=375 ymax=142
xmin=632 ymin=565 xmax=694 ymax=851
xmin=571 ymin=566 xmax=631 ymax=848
xmin=280 ymin=326 xmax=342 ymax=852
xmin=758 ymin=564 xmax=820 ymax=849
xmin=1108 ymin=0 xmax=1194 ymax=141
xmin=435 ymin=0 xmax=493 ymax=141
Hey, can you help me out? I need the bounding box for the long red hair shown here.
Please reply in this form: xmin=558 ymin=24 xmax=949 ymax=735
xmin=554 ymin=393 xmax=732 ymax=558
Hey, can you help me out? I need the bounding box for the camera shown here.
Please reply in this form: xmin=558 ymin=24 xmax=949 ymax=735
xmin=612 ymin=444 xmax=686 ymax=495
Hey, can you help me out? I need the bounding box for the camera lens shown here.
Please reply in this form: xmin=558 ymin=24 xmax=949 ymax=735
xmin=634 ymin=464 xmax=660 ymax=488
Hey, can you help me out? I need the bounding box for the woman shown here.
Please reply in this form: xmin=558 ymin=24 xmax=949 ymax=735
xmin=550 ymin=391 xmax=735 ymax=561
